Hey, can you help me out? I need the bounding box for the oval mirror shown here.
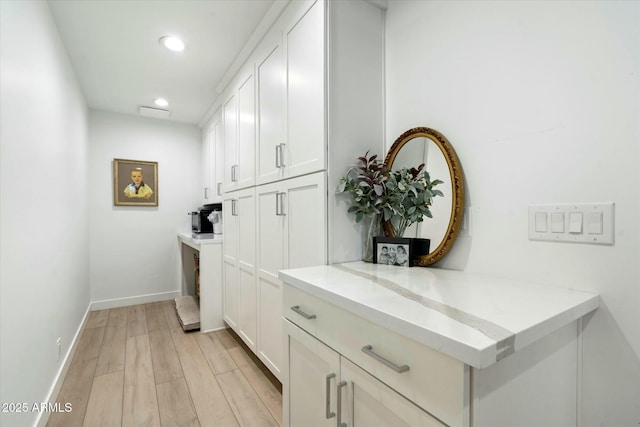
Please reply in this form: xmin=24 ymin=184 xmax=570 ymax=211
xmin=383 ymin=127 xmax=465 ymax=266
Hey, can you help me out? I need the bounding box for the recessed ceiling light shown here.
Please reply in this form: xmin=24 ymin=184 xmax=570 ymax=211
xmin=154 ymin=98 xmax=169 ymax=107
xmin=159 ymin=36 xmax=185 ymax=52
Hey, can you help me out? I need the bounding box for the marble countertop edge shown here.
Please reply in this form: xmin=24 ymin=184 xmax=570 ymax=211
xmin=278 ymin=263 xmax=600 ymax=369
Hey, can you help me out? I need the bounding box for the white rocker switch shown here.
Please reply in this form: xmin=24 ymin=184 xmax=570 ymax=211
xmin=551 ymin=212 xmax=565 ymax=233
xmin=587 ymin=212 xmax=604 ymax=235
xmin=569 ymin=212 xmax=583 ymax=234
xmin=535 ymin=212 xmax=548 ymax=232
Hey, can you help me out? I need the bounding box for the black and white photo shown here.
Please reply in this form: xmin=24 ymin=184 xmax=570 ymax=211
xmin=373 ymin=237 xmax=412 ymax=266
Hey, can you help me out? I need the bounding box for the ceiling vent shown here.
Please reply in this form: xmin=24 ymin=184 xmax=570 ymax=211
xmin=139 ymin=106 xmax=171 ymax=119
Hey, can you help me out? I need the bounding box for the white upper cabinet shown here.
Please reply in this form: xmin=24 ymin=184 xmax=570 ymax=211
xmin=256 ymin=0 xmax=326 ymax=185
xmin=237 ymin=68 xmax=256 ymax=189
xmin=223 ymin=64 xmax=256 ymax=192
xmin=284 ymin=0 xmax=325 ymax=178
xmin=202 ymin=125 xmax=214 ymax=204
xmin=223 ymin=93 xmax=238 ymax=192
xmin=202 ymin=110 xmax=224 ymax=204
xmin=256 ymin=28 xmax=285 ymax=185
xmin=255 ymin=0 xmax=385 ymax=263
xmin=213 ymin=118 xmax=224 ymax=202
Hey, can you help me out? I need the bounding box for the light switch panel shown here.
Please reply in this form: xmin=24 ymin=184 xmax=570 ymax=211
xmin=528 ymin=202 xmax=614 ymax=245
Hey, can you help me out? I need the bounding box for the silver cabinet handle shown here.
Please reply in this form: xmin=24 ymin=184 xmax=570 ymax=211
xmin=290 ymin=305 xmax=316 ymax=320
xmin=204 ymin=187 xmax=209 ymax=199
xmin=279 ymin=143 xmax=286 ymax=167
xmin=275 ymin=145 xmax=281 ymax=168
xmin=231 ymin=199 xmax=238 ymax=216
xmin=276 ymin=192 xmax=286 ymax=216
xmin=361 ymin=345 xmax=410 ymax=373
xmin=337 ymin=380 xmax=347 ymax=427
xmin=231 ymin=164 xmax=238 ymax=182
xmin=325 ymin=373 xmax=336 ymax=419
xmin=217 ymin=182 xmax=222 ymax=196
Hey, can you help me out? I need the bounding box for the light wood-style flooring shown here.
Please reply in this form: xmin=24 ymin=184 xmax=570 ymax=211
xmin=46 ymin=301 xmax=282 ymax=427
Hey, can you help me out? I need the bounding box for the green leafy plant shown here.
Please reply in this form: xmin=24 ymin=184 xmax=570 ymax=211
xmin=337 ymin=152 xmax=444 ymax=236
xmin=383 ymin=164 xmax=444 ymax=237
xmin=336 ymin=152 xmax=388 ymax=223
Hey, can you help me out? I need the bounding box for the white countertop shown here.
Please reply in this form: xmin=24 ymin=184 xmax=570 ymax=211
xmin=278 ymin=262 xmax=599 ymax=369
xmin=177 ymin=232 xmax=223 ymax=250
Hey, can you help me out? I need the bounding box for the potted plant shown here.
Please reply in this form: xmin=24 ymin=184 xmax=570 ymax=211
xmin=337 ymin=152 xmax=388 ymax=262
xmin=337 ymin=152 xmax=444 ymax=262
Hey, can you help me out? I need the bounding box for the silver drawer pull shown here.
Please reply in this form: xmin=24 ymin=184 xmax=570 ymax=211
xmin=361 ymin=345 xmax=410 ymax=373
xmin=290 ymin=305 xmax=316 ymax=320
xmin=325 ymin=373 xmax=336 ymax=419
xmin=337 ymin=380 xmax=347 ymax=427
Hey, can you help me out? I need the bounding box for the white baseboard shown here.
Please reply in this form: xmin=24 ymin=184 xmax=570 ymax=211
xmin=200 ymin=325 xmax=227 ymax=334
xmin=90 ymin=290 xmax=181 ymax=311
xmin=35 ymin=303 xmax=91 ymax=427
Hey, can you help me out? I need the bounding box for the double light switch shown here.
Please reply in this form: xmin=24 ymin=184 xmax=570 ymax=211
xmin=528 ymin=202 xmax=614 ymax=245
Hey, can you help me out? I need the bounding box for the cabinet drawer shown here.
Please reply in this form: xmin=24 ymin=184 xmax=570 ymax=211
xmin=284 ymin=284 xmax=467 ymax=427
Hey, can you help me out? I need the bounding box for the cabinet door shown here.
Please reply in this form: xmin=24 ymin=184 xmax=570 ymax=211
xmin=256 ymin=181 xmax=285 ymax=379
xmin=202 ymin=126 xmax=214 ymax=203
xmin=285 ymin=320 xmax=340 ymax=427
xmin=285 ymin=0 xmax=325 ymax=178
xmin=237 ymin=188 xmax=257 ymax=350
xmin=236 ymin=68 xmax=256 ymax=189
xmin=222 ymin=196 xmax=238 ymax=328
xmin=285 ymin=172 xmax=327 ymax=269
xmin=256 ymin=29 xmax=285 ymax=185
xmin=213 ymin=118 xmax=224 ymax=202
xmin=341 ymin=357 xmax=445 ymax=427
xmin=223 ymin=93 xmax=237 ymax=192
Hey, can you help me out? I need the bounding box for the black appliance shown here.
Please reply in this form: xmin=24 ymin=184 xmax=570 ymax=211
xmin=188 ymin=204 xmax=220 ymax=234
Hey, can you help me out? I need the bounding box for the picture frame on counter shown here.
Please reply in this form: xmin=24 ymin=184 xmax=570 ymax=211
xmin=113 ymin=158 xmax=158 ymax=206
xmin=373 ymin=236 xmax=412 ymax=267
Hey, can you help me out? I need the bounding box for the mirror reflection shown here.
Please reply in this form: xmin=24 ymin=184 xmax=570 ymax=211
xmin=384 ymin=127 xmax=464 ymax=266
xmin=391 ymin=137 xmax=451 ymax=250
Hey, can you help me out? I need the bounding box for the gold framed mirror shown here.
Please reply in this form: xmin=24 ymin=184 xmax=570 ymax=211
xmin=383 ymin=127 xmax=465 ymax=266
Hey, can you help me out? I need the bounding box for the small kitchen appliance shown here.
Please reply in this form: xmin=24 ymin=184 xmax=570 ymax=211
xmin=188 ymin=203 xmax=220 ymax=235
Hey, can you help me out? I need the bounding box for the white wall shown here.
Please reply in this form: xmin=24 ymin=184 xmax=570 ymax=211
xmin=0 ymin=2 xmax=90 ymax=427
xmin=88 ymin=110 xmax=201 ymax=307
xmin=385 ymin=1 xmax=639 ymax=425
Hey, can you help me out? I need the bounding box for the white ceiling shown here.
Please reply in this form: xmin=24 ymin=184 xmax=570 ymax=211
xmin=48 ymin=0 xmax=277 ymax=125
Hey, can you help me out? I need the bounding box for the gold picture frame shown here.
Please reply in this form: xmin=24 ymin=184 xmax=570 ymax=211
xmin=113 ymin=158 xmax=158 ymax=206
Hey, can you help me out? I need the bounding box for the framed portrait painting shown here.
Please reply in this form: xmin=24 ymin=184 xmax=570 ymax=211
xmin=113 ymin=158 xmax=158 ymax=206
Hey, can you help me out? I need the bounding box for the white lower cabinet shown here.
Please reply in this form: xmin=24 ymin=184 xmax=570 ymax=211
xmin=286 ymin=319 xmax=340 ymax=427
xmin=257 ymin=172 xmax=327 ymax=380
xmin=285 ymin=319 xmax=445 ymax=427
xmin=222 ymin=187 xmax=257 ymax=351
xmin=283 ymin=283 xmax=467 ymax=427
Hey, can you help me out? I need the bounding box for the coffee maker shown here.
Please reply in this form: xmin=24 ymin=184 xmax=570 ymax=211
xmin=188 ymin=203 xmax=220 ymax=236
